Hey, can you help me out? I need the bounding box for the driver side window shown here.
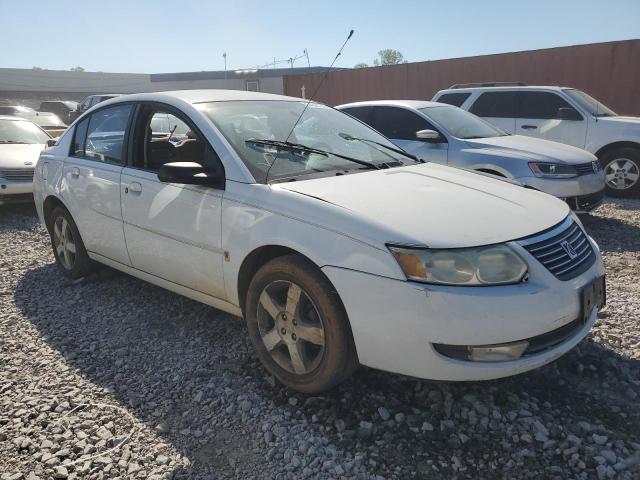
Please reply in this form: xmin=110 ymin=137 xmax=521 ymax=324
xmin=370 ymin=107 xmax=435 ymax=140
xmin=132 ymin=107 xmax=217 ymax=174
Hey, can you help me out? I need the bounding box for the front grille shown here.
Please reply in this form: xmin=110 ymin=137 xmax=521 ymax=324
xmin=566 ymin=189 xmax=605 ymax=212
xmin=575 ymin=162 xmax=598 ymax=176
xmin=0 ymin=168 xmax=34 ymax=181
xmin=520 ymin=219 xmax=595 ymax=281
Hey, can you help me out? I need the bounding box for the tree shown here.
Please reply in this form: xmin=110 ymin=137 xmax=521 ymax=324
xmin=373 ymin=49 xmax=407 ymax=66
xmin=70 ymin=66 xmax=85 ymax=72
xmin=354 ymin=62 xmax=369 ymax=69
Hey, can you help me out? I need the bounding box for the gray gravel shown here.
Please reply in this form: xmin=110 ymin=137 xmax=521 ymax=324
xmin=1 ymin=198 xmax=639 ymax=480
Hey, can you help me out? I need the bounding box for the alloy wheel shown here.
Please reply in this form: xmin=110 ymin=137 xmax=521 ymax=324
xmin=256 ymin=280 xmax=325 ymax=375
xmin=53 ymin=216 xmax=77 ymax=270
xmin=605 ymin=158 xmax=639 ymax=190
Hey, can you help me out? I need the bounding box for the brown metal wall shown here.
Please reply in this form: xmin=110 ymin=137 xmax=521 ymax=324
xmin=284 ymin=40 xmax=640 ymax=115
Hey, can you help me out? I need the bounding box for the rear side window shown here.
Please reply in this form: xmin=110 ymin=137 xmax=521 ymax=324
xmin=341 ymin=106 xmax=373 ymax=124
xmin=71 ymin=104 xmax=132 ymax=164
xmin=370 ymin=106 xmax=432 ymax=140
xmin=436 ymin=92 xmax=471 ymax=107
xmin=515 ymin=91 xmax=576 ymax=119
xmin=469 ymin=92 xmax=515 ymax=117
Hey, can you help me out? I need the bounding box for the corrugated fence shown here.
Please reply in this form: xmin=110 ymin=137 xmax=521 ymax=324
xmin=284 ymin=40 xmax=640 ymax=115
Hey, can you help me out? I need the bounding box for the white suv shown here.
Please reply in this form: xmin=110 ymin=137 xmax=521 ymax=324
xmin=433 ymin=83 xmax=640 ymax=198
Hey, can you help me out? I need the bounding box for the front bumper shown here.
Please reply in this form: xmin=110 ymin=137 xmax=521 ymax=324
xmin=322 ymin=237 xmax=605 ymax=381
xmin=516 ymin=171 xmax=605 ymax=200
xmin=0 ymin=180 xmax=34 ymax=205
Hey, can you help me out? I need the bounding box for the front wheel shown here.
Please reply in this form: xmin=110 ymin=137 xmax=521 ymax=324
xmin=600 ymin=147 xmax=640 ymax=198
xmin=245 ymin=254 xmax=358 ymax=393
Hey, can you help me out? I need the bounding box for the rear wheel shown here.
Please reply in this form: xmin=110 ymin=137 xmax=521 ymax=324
xmin=49 ymin=206 xmax=94 ymax=279
xmin=245 ymin=254 xmax=357 ymax=393
xmin=600 ymin=147 xmax=640 ymax=198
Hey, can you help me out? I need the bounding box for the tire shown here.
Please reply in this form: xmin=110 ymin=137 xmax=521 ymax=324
xmin=245 ymin=254 xmax=358 ymax=393
xmin=599 ymin=147 xmax=640 ymax=198
xmin=49 ymin=206 xmax=94 ymax=279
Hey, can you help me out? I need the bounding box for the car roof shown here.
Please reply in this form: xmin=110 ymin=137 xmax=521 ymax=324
xmin=337 ymin=99 xmax=447 ymax=110
xmin=439 ymin=85 xmax=567 ymax=93
xmin=101 ymin=89 xmax=307 ymax=105
xmin=0 ymin=115 xmax=30 ymax=121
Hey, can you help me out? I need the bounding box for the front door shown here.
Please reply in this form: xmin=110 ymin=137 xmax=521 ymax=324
xmin=514 ymin=91 xmax=588 ymax=148
xmin=120 ymin=105 xmax=227 ymax=299
xmin=60 ymin=103 xmax=133 ymax=265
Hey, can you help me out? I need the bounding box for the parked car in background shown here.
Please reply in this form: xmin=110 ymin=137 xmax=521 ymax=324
xmin=33 ymin=90 xmax=605 ymax=393
xmin=338 ymin=100 xmax=605 ymax=212
xmin=30 ymin=112 xmax=67 ymax=137
xmin=433 ymin=84 xmax=640 ymax=197
xmin=0 ymin=105 xmax=38 ymax=118
xmin=0 ymin=106 xmax=67 ymax=136
xmin=69 ymin=94 xmax=122 ymax=122
xmin=38 ymin=100 xmax=78 ymax=123
xmin=0 ymin=116 xmax=50 ymax=205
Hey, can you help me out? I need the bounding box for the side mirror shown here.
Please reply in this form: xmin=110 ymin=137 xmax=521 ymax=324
xmin=416 ymin=129 xmax=444 ymax=142
xmin=556 ymin=107 xmax=582 ymax=121
xmin=158 ymin=162 xmax=224 ymax=188
xmin=46 ymin=139 xmax=57 ymax=147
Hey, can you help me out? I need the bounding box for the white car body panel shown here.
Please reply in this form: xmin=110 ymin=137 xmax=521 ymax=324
xmin=120 ymin=167 xmax=226 ymax=299
xmin=32 ymin=90 xmax=606 ymax=383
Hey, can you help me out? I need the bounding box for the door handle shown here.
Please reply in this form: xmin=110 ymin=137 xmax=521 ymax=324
xmin=521 ymin=125 xmax=538 ymax=130
xmin=128 ymin=181 xmax=143 ymax=194
xmin=70 ymin=167 xmax=80 ymax=177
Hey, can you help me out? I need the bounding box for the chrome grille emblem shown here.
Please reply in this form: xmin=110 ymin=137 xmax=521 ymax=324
xmin=561 ymin=240 xmax=578 ymax=259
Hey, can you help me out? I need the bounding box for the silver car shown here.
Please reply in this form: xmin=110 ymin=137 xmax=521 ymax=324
xmin=338 ymin=100 xmax=606 ymax=212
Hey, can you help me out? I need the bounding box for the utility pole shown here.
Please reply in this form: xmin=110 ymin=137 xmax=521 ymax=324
xmin=223 ymin=52 xmax=227 ymax=78
xmin=304 ymin=49 xmax=310 ymax=68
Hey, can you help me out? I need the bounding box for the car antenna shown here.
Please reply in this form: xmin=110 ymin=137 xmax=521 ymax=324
xmin=264 ymin=29 xmax=354 ymax=183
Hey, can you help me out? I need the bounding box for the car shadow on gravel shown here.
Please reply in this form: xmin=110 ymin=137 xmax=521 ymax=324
xmin=581 ymin=213 xmax=640 ymax=253
xmin=14 ymin=259 xmax=640 ymax=478
xmin=14 ymin=263 xmax=270 ymax=478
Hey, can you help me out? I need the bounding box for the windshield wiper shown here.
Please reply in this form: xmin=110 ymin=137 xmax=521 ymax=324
xmin=245 ymin=139 xmax=382 ymax=171
xmin=338 ymin=133 xmax=423 ymax=163
xmin=0 ymin=140 xmax=29 ymax=144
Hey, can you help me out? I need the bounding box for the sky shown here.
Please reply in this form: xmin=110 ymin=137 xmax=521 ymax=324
xmin=2 ymin=0 xmax=639 ymax=73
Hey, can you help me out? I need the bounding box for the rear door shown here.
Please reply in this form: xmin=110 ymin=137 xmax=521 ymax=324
xmin=60 ymin=103 xmax=133 ymax=265
xmin=514 ymin=91 xmax=587 ymax=148
xmin=468 ymin=91 xmax=516 ymax=133
xmin=368 ymin=106 xmax=448 ymax=164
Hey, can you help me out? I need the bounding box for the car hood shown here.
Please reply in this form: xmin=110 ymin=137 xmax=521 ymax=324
xmin=0 ymin=144 xmax=45 ymax=168
xmin=464 ymin=135 xmax=595 ymax=164
xmin=277 ymin=163 xmax=569 ymax=248
xmin=597 ymin=115 xmax=640 ymax=125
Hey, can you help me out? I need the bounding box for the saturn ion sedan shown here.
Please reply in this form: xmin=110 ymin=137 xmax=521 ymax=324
xmin=33 ymin=90 xmax=605 ymax=393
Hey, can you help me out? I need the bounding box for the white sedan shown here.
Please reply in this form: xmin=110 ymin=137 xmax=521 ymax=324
xmin=0 ymin=115 xmax=51 ymax=205
xmin=33 ymin=90 xmax=605 ymax=393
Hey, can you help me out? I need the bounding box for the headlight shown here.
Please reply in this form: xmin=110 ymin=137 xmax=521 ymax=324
xmin=528 ymin=162 xmax=577 ymax=178
xmin=388 ymin=244 xmax=528 ymax=286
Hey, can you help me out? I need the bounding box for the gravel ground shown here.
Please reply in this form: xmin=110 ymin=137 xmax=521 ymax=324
xmin=1 ymin=198 xmax=639 ymax=480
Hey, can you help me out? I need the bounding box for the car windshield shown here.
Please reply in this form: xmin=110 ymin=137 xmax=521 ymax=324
xmin=563 ymin=89 xmax=616 ymax=117
xmin=419 ymin=105 xmax=506 ymax=139
xmin=0 ymin=119 xmax=50 ymax=144
xmin=198 ymin=100 xmax=413 ymax=183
